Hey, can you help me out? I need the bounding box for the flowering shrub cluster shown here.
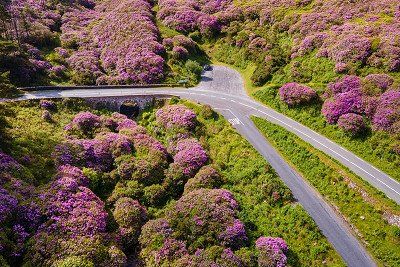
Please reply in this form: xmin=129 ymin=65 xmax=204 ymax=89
xmin=337 ymin=113 xmax=366 ymax=135
xmin=61 ymin=0 xmax=165 ymax=84
xmin=0 ymin=151 xmax=41 ymax=263
xmin=1 ymin=0 xmax=89 ymax=85
xmin=183 ymin=165 xmax=223 ymax=194
xmin=140 ymin=188 xmax=288 ymax=266
xmin=287 ymin=1 xmax=400 ymax=72
xmin=256 ymin=236 xmax=288 ymax=267
xmin=279 ymin=82 xmax=317 ymax=106
xmin=172 ymin=138 xmax=209 ymax=176
xmin=157 ymin=0 xmax=233 ymax=36
xmin=156 ymin=104 xmax=197 ymax=130
xmin=321 ymin=74 xmax=399 ymax=134
xmin=372 ymin=90 xmax=400 ymax=134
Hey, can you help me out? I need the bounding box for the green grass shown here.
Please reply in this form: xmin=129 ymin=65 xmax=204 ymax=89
xmin=252 ymin=116 xmax=400 ymax=267
xmin=150 ymin=99 xmax=345 ymax=266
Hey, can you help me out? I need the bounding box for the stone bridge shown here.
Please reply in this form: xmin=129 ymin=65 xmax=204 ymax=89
xmin=85 ymin=94 xmax=174 ymax=117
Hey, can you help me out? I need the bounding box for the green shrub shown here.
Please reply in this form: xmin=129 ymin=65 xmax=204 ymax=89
xmin=185 ymin=60 xmax=203 ymax=77
xmin=142 ymin=184 xmax=167 ymax=206
xmin=52 ymin=256 xmax=94 ymax=267
xmin=250 ymin=64 xmax=273 ymax=86
xmin=0 ymin=72 xmax=19 ymax=98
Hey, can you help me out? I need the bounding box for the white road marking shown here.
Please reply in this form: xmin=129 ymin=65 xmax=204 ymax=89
xmin=186 ymin=91 xmax=400 ymax=198
xmin=214 ymin=108 xmax=243 ymax=125
xmin=228 ymin=118 xmax=241 ymax=125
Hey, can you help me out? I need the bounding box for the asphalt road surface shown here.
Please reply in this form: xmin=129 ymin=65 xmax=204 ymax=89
xmin=13 ymin=65 xmax=400 ymax=266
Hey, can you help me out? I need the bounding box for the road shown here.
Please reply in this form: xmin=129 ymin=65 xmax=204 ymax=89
xmin=14 ymin=65 xmax=398 ymax=266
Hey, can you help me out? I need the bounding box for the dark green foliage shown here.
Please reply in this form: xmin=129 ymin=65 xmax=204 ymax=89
xmin=0 ymin=71 xmax=19 ymax=98
xmin=251 ymin=64 xmax=273 ymax=86
xmin=0 ymin=104 xmax=12 ymax=149
xmin=142 ymin=184 xmax=167 ymax=206
xmin=107 ymin=180 xmax=143 ymax=205
xmin=83 ymin=168 xmax=117 ymax=199
xmin=52 ymin=256 xmax=94 ymax=267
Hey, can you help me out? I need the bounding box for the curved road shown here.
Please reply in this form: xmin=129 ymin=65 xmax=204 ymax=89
xmin=13 ymin=65 xmax=400 ymax=266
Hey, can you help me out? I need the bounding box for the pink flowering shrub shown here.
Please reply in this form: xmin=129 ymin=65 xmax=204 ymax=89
xmin=363 ymin=74 xmax=394 ymax=95
xmin=61 ymin=0 xmax=165 ymax=84
xmin=322 ymin=91 xmax=363 ymax=124
xmin=25 ymin=165 xmax=114 ymax=266
xmin=167 ymin=188 xmax=245 ymax=249
xmin=279 ymin=83 xmax=317 ymax=106
xmin=172 ymin=46 xmax=189 ymax=60
xmin=288 ymin=1 xmax=400 ymax=72
xmin=139 ymin=188 xmax=256 ymax=266
xmin=337 ymin=113 xmax=366 ymax=135
xmin=172 ymin=138 xmax=208 ymax=177
xmin=0 ymin=157 xmax=40 ymax=262
xmin=320 ymin=75 xmax=399 ymax=134
xmin=39 ymin=99 xmax=56 ymax=111
xmin=322 ymin=76 xmax=364 ymax=124
xmin=157 ymin=0 xmax=231 ymax=36
xmin=65 ymin=111 xmax=102 ymax=137
xmin=183 ymin=165 xmax=222 ymax=194
xmin=372 ymin=90 xmax=400 ymax=134
xmin=156 ymin=105 xmax=197 ymax=130
xmin=256 ymin=236 xmax=288 ymax=267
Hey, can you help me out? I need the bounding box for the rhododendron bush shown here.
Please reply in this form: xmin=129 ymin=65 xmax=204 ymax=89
xmin=61 ymin=0 xmax=165 ymax=85
xmin=157 ymin=0 xmax=235 ymax=36
xmin=321 ymin=75 xmax=400 ymax=134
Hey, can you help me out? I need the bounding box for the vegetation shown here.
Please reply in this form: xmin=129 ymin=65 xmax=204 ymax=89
xmin=252 ymin=87 xmax=400 ymax=181
xmin=0 ymin=99 xmax=343 ymax=266
xmin=253 ymin=116 xmax=400 ymax=266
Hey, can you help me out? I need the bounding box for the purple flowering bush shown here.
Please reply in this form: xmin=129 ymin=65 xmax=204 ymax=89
xmin=39 ymin=100 xmax=56 ymax=111
xmin=337 ymin=113 xmax=366 ymax=135
xmin=1 ymin=102 xmax=295 ymax=266
xmin=372 ymin=90 xmax=400 ymax=134
xmin=322 ymin=76 xmax=364 ymax=124
xmin=256 ymin=236 xmax=288 ymax=267
xmin=183 ymin=165 xmax=223 ymax=194
xmin=167 ymin=188 xmax=245 ymax=249
xmin=279 ymin=83 xmax=317 ymax=106
xmin=61 ymin=0 xmax=165 ymax=85
xmin=65 ymin=111 xmax=102 ymax=137
xmin=156 ymin=105 xmax=197 ymax=130
xmin=320 ymin=75 xmax=400 ymax=135
xmin=158 ymin=0 xmax=232 ymax=36
xmin=171 ymin=138 xmax=209 ymax=177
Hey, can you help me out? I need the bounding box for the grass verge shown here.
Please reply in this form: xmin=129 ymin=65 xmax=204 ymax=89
xmin=252 ymin=116 xmax=400 ymax=266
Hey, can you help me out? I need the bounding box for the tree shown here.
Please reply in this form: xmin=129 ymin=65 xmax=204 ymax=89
xmin=0 ymin=71 xmax=19 ymax=97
